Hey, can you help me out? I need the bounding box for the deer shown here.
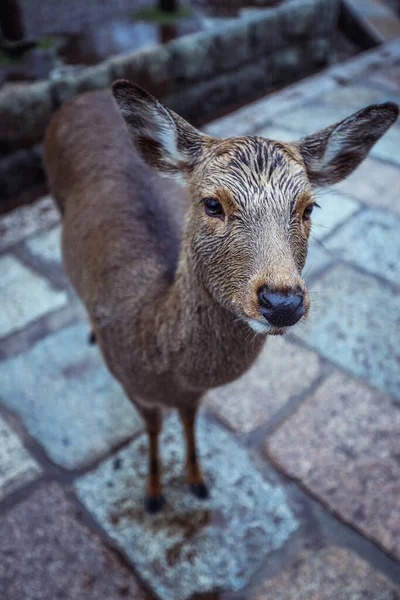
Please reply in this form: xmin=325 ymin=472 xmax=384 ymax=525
xmin=44 ymin=81 xmax=398 ymax=513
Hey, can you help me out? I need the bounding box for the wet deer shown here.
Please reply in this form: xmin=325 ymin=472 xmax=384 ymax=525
xmin=44 ymin=81 xmax=398 ymax=512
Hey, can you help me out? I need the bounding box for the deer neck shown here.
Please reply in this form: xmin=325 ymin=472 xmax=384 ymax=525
xmin=151 ymin=251 xmax=266 ymax=390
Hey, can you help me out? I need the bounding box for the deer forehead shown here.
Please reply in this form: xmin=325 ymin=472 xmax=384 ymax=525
xmin=193 ymin=137 xmax=311 ymax=212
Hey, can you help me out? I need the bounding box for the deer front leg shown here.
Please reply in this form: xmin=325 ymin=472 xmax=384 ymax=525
xmin=179 ymin=405 xmax=209 ymax=499
xmin=141 ymin=407 xmax=164 ymax=514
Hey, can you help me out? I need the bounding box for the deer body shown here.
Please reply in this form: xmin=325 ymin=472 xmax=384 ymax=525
xmin=44 ymin=84 xmax=398 ymax=512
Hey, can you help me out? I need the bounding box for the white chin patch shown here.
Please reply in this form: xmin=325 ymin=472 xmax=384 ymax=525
xmin=246 ymin=318 xmax=271 ymax=334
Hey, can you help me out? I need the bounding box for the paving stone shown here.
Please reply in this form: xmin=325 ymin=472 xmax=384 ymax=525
xmin=311 ymin=190 xmax=360 ymax=239
xmin=337 ymin=156 xmax=400 ymax=216
xmin=371 ymin=123 xmax=400 ymax=166
xmin=76 ymin=415 xmax=298 ymax=600
xmin=0 ymin=484 xmax=145 ymax=600
xmin=0 ymin=195 xmax=60 ymax=252
xmin=0 ymin=415 xmax=41 ymax=501
xmin=322 ymin=83 xmax=400 ymax=110
xmin=207 ymin=337 xmax=320 ymax=433
xmin=272 ymin=102 xmax=354 ymax=135
xmin=368 ymin=65 xmax=400 ymax=93
xmin=253 ymin=545 xmax=400 ymax=599
xmin=267 ymin=372 xmax=400 ymax=560
xmin=304 ymin=239 xmax=333 ymax=279
xmin=257 ymin=124 xmax=296 ymax=142
xmin=0 ymin=255 xmax=68 ymax=338
xmin=325 ymin=207 xmax=400 ymax=286
xmin=295 ymin=264 xmax=400 ymax=399
xmin=25 ymin=225 xmax=62 ymax=264
xmin=0 ymin=323 xmax=142 ymax=469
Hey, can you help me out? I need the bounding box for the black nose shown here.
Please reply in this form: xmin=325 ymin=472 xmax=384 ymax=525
xmin=257 ymin=286 xmax=305 ymax=327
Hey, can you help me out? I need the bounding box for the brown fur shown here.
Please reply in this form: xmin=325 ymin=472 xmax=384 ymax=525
xmin=44 ymin=84 xmax=398 ymax=511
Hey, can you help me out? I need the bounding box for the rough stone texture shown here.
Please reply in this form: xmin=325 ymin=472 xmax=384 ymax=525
xmin=1 ymin=0 xmax=338 ymax=152
xmin=0 ymin=416 xmax=41 ymax=501
xmin=0 ymin=484 xmax=145 ymax=600
xmin=272 ymin=101 xmax=354 ymax=135
xmin=25 ymin=225 xmax=62 ymax=264
xmin=0 ymin=195 xmax=60 ymax=252
xmin=310 ymin=190 xmax=360 ymax=239
xmin=337 ymin=156 xmax=400 ymax=216
xmin=253 ymin=545 xmax=400 ymax=599
xmin=304 ymin=239 xmax=333 ymax=279
xmin=207 ymin=337 xmax=320 ymax=433
xmin=322 ymin=82 xmax=400 ymax=110
xmin=0 ymin=255 xmax=68 ymax=338
xmin=370 ymin=122 xmax=400 ymax=166
xmin=76 ymin=415 xmax=298 ymax=600
xmin=344 ymin=0 xmax=400 ymax=43
xmin=0 ymin=81 xmax=53 ymax=151
xmin=368 ymin=64 xmax=400 ymax=92
xmin=0 ymin=145 xmax=45 ymax=200
xmin=0 ymin=323 xmax=143 ymax=469
xmin=295 ymin=264 xmax=400 ymax=399
xmin=267 ymin=372 xmax=400 ymax=559
xmin=325 ymin=208 xmax=400 ymax=286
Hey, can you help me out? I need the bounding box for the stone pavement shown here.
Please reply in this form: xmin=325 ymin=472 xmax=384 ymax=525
xmin=1 ymin=39 xmax=400 ymax=600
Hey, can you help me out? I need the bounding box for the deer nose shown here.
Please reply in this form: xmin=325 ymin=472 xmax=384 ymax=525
xmin=257 ymin=286 xmax=305 ymax=327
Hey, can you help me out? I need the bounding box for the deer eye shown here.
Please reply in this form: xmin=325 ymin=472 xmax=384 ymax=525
xmin=303 ymin=204 xmax=314 ymax=221
xmin=203 ymin=197 xmax=225 ymax=219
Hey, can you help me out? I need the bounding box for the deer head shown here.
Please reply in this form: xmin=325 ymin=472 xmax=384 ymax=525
xmin=113 ymin=81 xmax=398 ymax=335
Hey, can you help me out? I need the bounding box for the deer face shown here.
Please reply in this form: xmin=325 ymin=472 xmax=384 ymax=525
xmin=113 ymin=81 xmax=399 ymax=335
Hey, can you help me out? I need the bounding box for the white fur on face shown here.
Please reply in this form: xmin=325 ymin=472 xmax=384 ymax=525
xmin=245 ymin=317 xmax=272 ymax=335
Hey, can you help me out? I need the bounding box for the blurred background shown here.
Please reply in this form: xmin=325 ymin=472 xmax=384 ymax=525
xmin=1 ymin=2 xmax=400 ymax=600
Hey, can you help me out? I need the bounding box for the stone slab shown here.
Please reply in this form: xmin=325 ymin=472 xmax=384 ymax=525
xmin=322 ymin=82 xmax=400 ymax=110
xmin=272 ymin=102 xmax=354 ymax=136
xmin=337 ymin=156 xmax=400 ymax=217
xmin=0 ymin=255 xmax=68 ymax=338
xmin=344 ymin=0 xmax=400 ymax=43
xmin=0 ymin=484 xmax=145 ymax=600
xmin=310 ymin=190 xmax=360 ymax=239
xmin=76 ymin=415 xmax=298 ymax=600
xmin=371 ymin=123 xmax=400 ymax=166
xmin=207 ymin=337 xmax=321 ymax=433
xmin=304 ymin=239 xmax=333 ymax=279
xmin=0 ymin=323 xmax=143 ymax=469
xmin=325 ymin=207 xmax=400 ymax=286
xmin=25 ymin=225 xmax=62 ymax=265
xmin=267 ymin=372 xmax=400 ymax=560
xmin=0 ymin=195 xmax=60 ymax=252
xmin=368 ymin=65 xmax=400 ymax=93
xmin=0 ymin=416 xmax=41 ymax=501
xmin=295 ymin=264 xmax=400 ymax=399
xmin=253 ymin=545 xmax=400 ymax=599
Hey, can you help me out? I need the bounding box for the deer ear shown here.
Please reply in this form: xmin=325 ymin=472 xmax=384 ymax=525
xmin=112 ymin=79 xmax=204 ymax=178
xmin=295 ymin=102 xmax=399 ymax=187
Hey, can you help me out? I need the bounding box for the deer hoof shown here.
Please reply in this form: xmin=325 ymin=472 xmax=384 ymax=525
xmin=189 ymin=482 xmax=209 ymax=499
xmin=144 ymin=494 xmax=165 ymax=514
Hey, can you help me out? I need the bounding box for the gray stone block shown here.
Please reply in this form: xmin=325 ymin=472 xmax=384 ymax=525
xmin=295 ymin=264 xmax=400 ymax=399
xmin=0 ymin=255 xmax=68 ymax=338
xmin=0 ymin=81 xmax=52 ymax=151
xmin=25 ymin=225 xmax=62 ymax=265
xmin=268 ymin=371 xmax=400 ymax=560
xmin=0 ymin=415 xmax=41 ymax=501
xmin=0 ymin=195 xmax=60 ymax=252
xmin=254 ymin=545 xmax=400 ymax=599
xmin=0 ymin=323 xmax=143 ymax=469
xmin=207 ymin=336 xmax=321 ymax=433
xmin=0 ymin=484 xmax=145 ymax=600
xmin=76 ymin=414 xmax=298 ymax=600
xmin=325 ymin=208 xmax=400 ymax=286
